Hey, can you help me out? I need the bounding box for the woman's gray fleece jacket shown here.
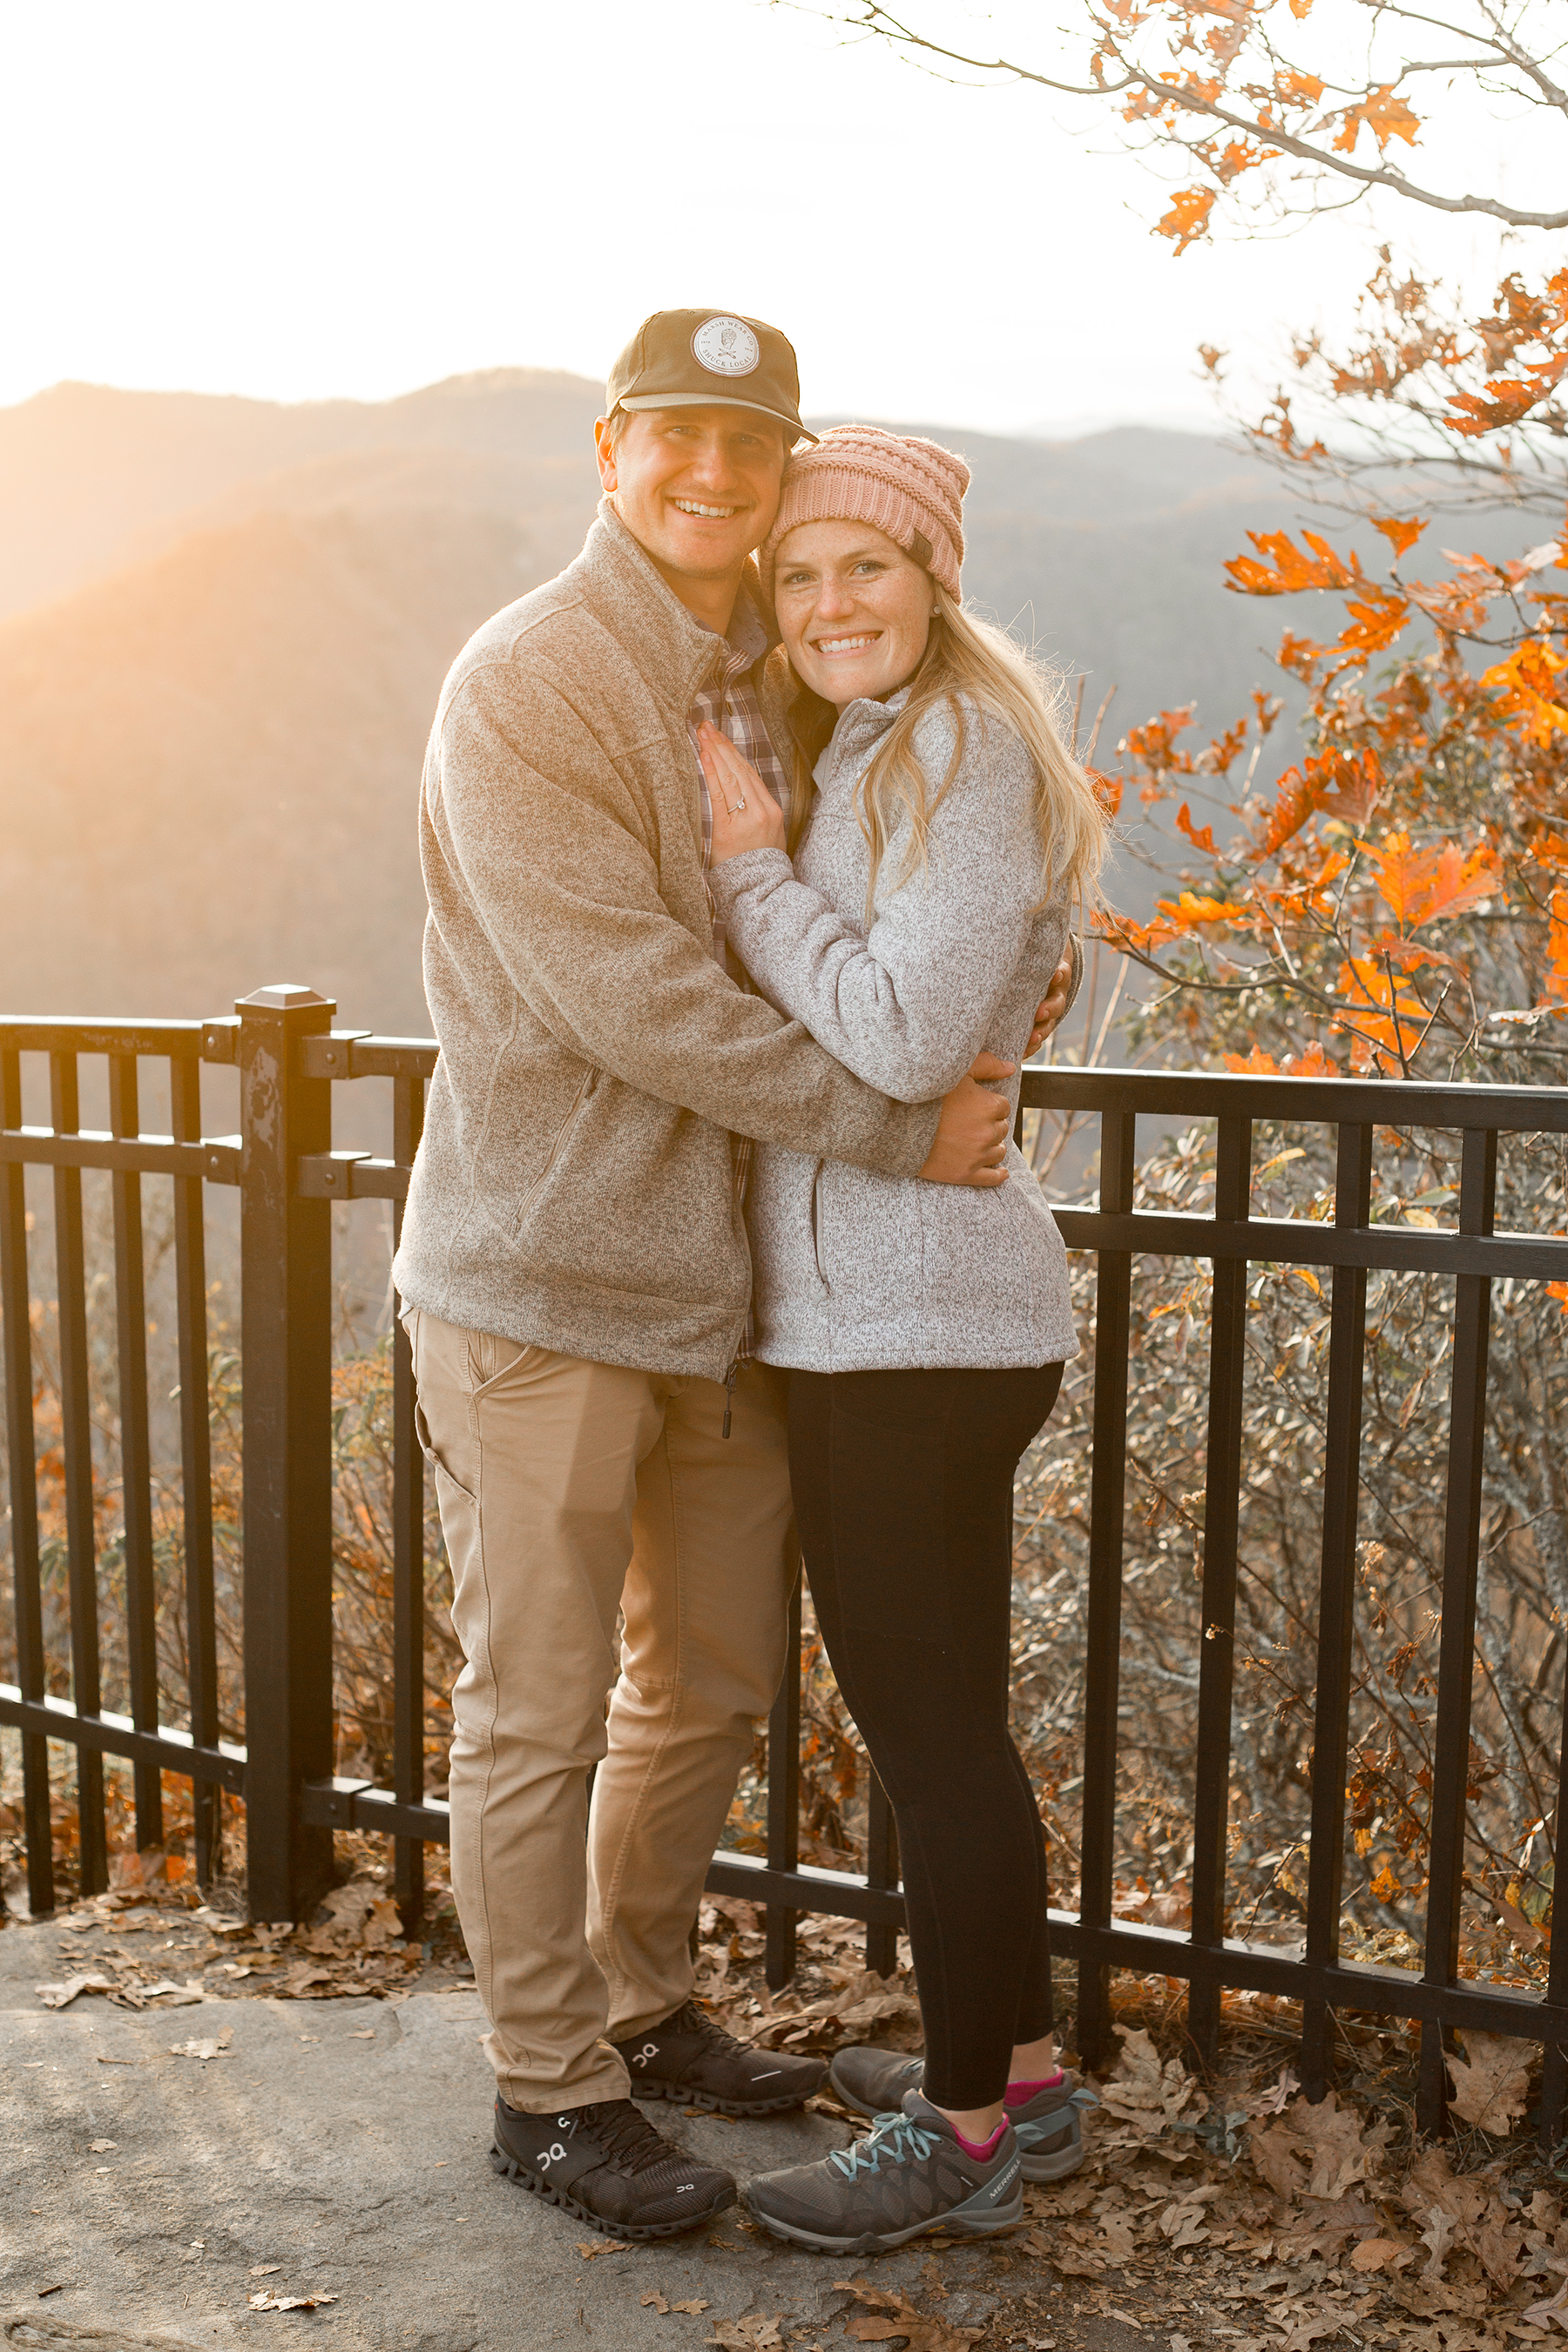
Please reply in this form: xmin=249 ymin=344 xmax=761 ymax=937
xmin=709 ymin=689 xmax=1079 ymax=1372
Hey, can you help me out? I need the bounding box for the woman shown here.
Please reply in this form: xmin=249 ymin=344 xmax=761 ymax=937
xmin=698 ymin=425 xmax=1106 ymax=2254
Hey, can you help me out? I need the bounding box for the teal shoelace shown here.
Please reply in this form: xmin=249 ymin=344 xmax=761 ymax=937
xmin=828 ymin=2110 xmax=939 ymax=2180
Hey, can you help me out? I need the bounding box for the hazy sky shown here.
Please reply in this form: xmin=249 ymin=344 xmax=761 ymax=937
xmin=0 ymin=0 xmax=1541 ymax=435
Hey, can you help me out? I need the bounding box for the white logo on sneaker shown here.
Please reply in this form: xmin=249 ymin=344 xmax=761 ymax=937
xmin=677 ymin=2183 xmax=695 ymax=2193
xmin=632 ymin=2043 xmax=658 ymax=2068
xmin=539 ymin=2141 xmax=567 ymax=2167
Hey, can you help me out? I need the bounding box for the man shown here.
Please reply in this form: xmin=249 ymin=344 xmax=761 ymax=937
xmin=394 ymin=309 xmax=1070 ymax=2240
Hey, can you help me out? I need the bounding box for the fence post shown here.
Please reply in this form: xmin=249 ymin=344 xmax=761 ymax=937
xmin=238 ymin=984 xmax=337 ymax=1925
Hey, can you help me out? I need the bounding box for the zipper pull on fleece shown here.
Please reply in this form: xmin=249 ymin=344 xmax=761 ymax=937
xmin=721 ymin=1361 xmax=739 ymax=1440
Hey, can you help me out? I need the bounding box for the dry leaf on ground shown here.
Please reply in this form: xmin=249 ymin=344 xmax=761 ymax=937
xmin=170 ymin=2026 xmax=233 ymax=2061
xmin=834 ymin=2280 xmax=982 ymax=2350
xmin=1097 ymin=2026 xmax=1199 ymax=2134
xmin=706 ymin=2320 xmax=787 ymax=2349
xmin=247 ymin=2290 xmax=339 ymax=2312
xmin=86 ymin=2140 xmax=117 ymax=2153
xmin=576 ymin=2239 xmax=632 ymax=2259
xmin=35 ymin=1975 xmax=115 ymax=2009
xmin=1348 ymin=2236 xmax=1411 ymax=2274
xmin=1246 ymin=2089 xmax=1389 ymax=2202
xmin=1444 ymin=2031 xmax=1533 ymax=2133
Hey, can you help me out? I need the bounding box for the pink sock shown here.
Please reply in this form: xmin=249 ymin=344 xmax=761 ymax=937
xmin=1005 ymin=2069 xmax=1064 ymax=2107
xmin=953 ymin=2119 xmax=1008 ymax=2162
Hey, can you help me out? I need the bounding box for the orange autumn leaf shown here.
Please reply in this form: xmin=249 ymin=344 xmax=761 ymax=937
xmin=1337 ymin=588 xmax=1410 ymax=657
xmin=1225 ymin=529 xmax=1359 ymax=598
xmin=1284 ymin=1044 xmax=1335 ymax=1078
xmin=1480 ymin=639 xmax=1568 ymax=746
xmin=1370 ymin=516 xmax=1426 ymax=560
xmin=1258 ymin=748 xmax=1380 ymax=855
xmin=1335 ymin=956 xmax=1433 ymax=1064
xmin=1222 ymin=1047 xmax=1280 ymax=1074
xmin=1153 ymin=889 xmax=1251 ymax=932
xmin=1354 ymin=832 xmax=1503 ymax=930
xmin=1156 ymin=186 xmax=1216 ymax=254
xmin=1175 ymin=801 xmax=1218 ymax=855
xmin=1275 ymin=69 xmax=1323 ymax=102
xmin=1333 ymin=85 xmax=1420 ymax=155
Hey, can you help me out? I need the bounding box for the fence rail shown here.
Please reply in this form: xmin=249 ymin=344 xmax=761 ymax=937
xmin=3 ymin=989 xmax=1568 ymax=2139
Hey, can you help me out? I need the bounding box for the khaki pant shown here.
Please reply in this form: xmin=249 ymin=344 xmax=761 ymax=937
xmin=408 ymin=1310 xmax=796 ymax=2113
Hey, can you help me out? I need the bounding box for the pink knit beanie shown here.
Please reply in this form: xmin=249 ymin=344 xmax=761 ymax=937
xmin=759 ymin=423 xmax=970 ymax=605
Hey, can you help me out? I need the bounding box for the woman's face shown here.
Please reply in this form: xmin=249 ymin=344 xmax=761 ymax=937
xmin=773 ymin=518 xmax=936 ymax=710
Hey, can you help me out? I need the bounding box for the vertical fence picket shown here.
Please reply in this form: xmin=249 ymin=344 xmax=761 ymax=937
xmin=1186 ymin=1114 xmax=1252 ymax=2071
xmin=238 ymin=986 xmax=337 ymax=1926
xmin=1417 ymin=1126 xmax=1497 ymax=2135
xmin=1541 ymin=1670 xmax=1568 ymax=2147
xmin=1301 ymin=1123 xmax=1372 ymax=2099
xmin=392 ymin=1071 xmax=427 ymax=1936
xmin=1076 ymin=1107 xmax=1136 ymax=2069
xmin=171 ymin=1051 xmax=220 ymax=1885
xmin=108 ymin=1053 xmax=162 ymax=1850
xmin=765 ymin=1571 xmax=803 ymax=1990
xmin=51 ymin=1050 xmax=108 ymax=1895
xmin=1 ymin=1046 xmax=54 ymax=1915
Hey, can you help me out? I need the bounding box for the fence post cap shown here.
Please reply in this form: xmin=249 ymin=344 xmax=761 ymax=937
xmin=237 ymin=985 xmax=335 ymax=1014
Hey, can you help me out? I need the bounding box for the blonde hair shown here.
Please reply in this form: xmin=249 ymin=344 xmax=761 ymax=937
xmin=788 ymin=586 xmax=1108 ymax=923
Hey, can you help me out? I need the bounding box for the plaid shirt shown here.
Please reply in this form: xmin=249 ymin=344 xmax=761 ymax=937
xmin=688 ymin=597 xmax=792 ymax=971
xmin=687 ymin=594 xmax=794 ymax=1375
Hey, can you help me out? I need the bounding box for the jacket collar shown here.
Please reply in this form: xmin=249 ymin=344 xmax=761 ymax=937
xmin=820 ymin=684 xmax=913 ymax=781
xmin=572 ymin=497 xmax=779 ymax=718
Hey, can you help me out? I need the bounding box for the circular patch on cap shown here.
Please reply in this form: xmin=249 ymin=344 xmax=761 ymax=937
xmin=692 ymin=316 xmax=760 ymax=378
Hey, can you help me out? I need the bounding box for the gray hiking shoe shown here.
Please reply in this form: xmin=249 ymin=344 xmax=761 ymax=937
xmin=828 ymin=2046 xmax=1096 ymax=2182
xmin=742 ymin=2090 xmax=1024 ymax=2254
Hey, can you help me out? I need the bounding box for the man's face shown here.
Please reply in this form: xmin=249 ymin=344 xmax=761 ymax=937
xmin=595 ymin=407 xmax=788 ymax=587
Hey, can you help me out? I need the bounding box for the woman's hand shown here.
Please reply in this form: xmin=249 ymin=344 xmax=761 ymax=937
xmin=1026 ymin=954 xmax=1076 ymax=1058
xmin=700 ymin=722 xmax=787 ymax=863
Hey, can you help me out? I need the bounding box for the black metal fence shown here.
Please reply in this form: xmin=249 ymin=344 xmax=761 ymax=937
xmin=4 ymin=986 xmax=1568 ymax=2139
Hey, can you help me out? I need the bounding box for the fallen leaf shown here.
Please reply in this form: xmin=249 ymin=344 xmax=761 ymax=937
xmin=1098 ymin=2027 xmax=1199 ymax=2134
xmin=1526 ymin=2280 xmax=1568 ymax=2334
xmin=671 ymin=2303 xmax=710 ymax=2316
xmin=87 ymin=2139 xmax=118 ymax=2153
xmin=347 ymin=2030 xmax=375 ymax=2039
xmin=1418 ymin=2204 xmax=1456 ymax=2280
xmin=643 ymin=2292 xmax=672 ymax=2315
xmin=1445 ymin=2031 xmax=1533 ymax=2134
xmin=36 ymin=1974 xmax=116 ymax=2008
xmin=170 ymin=2026 xmax=234 ymax=2061
xmin=834 ymin=2280 xmax=981 ymax=2350
xmin=577 ymin=2239 xmax=632 ymax=2259
xmin=140 ymin=1977 xmax=206 ymax=2005
xmin=1348 ymin=2236 xmax=1410 ymax=2273
xmin=1105 ymin=2311 xmax=1142 ymax=2330
xmin=249 ymin=2266 xmax=283 ymax=2278
xmin=247 ymin=2291 xmax=339 ymax=2312
xmin=706 ymin=2322 xmax=787 ymax=2350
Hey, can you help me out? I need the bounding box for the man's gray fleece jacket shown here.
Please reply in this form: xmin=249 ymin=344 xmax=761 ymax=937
xmin=391 ymin=502 xmax=943 ymax=1382
xmin=709 ymin=690 xmax=1079 ymax=1372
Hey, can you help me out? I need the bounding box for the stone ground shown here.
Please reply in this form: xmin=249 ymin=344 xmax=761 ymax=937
xmin=2 ymin=1907 xmax=1149 ymax=2352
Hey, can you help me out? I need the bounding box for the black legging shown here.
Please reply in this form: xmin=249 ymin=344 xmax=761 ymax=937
xmin=787 ymin=1362 xmax=1063 ymax=2113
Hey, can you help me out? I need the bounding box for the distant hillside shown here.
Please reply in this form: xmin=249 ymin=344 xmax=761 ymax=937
xmin=0 ymin=372 xmax=1301 ymax=1031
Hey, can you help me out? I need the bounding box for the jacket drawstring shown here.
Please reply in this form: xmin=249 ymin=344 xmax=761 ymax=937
xmin=721 ymin=1361 xmax=739 ymax=1439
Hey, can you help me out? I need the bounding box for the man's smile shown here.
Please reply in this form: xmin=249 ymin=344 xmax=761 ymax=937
xmin=672 ymin=498 xmax=741 ymax=519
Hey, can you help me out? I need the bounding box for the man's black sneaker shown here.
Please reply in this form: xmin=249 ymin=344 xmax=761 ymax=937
xmin=613 ymin=1998 xmax=826 ymax=2117
xmin=490 ymin=2095 xmax=736 ymax=2240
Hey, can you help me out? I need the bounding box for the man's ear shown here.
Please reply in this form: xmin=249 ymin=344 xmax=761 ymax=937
xmin=593 ymin=416 xmax=618 ymax=494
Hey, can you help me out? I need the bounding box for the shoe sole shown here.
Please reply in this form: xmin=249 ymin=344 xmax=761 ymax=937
xmin=629 ymin=2075 xmax=824 ymax=2120
xmin=741 ymin=2184 xmax=1024 ymax=2256
xmin=490 ymin=2141 xmax=736 ymax=2240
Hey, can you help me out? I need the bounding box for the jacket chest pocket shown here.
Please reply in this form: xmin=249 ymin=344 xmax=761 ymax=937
xmin=516 ymin=1064 xmax=600 ymax=1229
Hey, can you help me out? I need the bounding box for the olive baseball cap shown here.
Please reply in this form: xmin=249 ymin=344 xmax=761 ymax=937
xmin=606 ymin=308 xmax=815 ymax=443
